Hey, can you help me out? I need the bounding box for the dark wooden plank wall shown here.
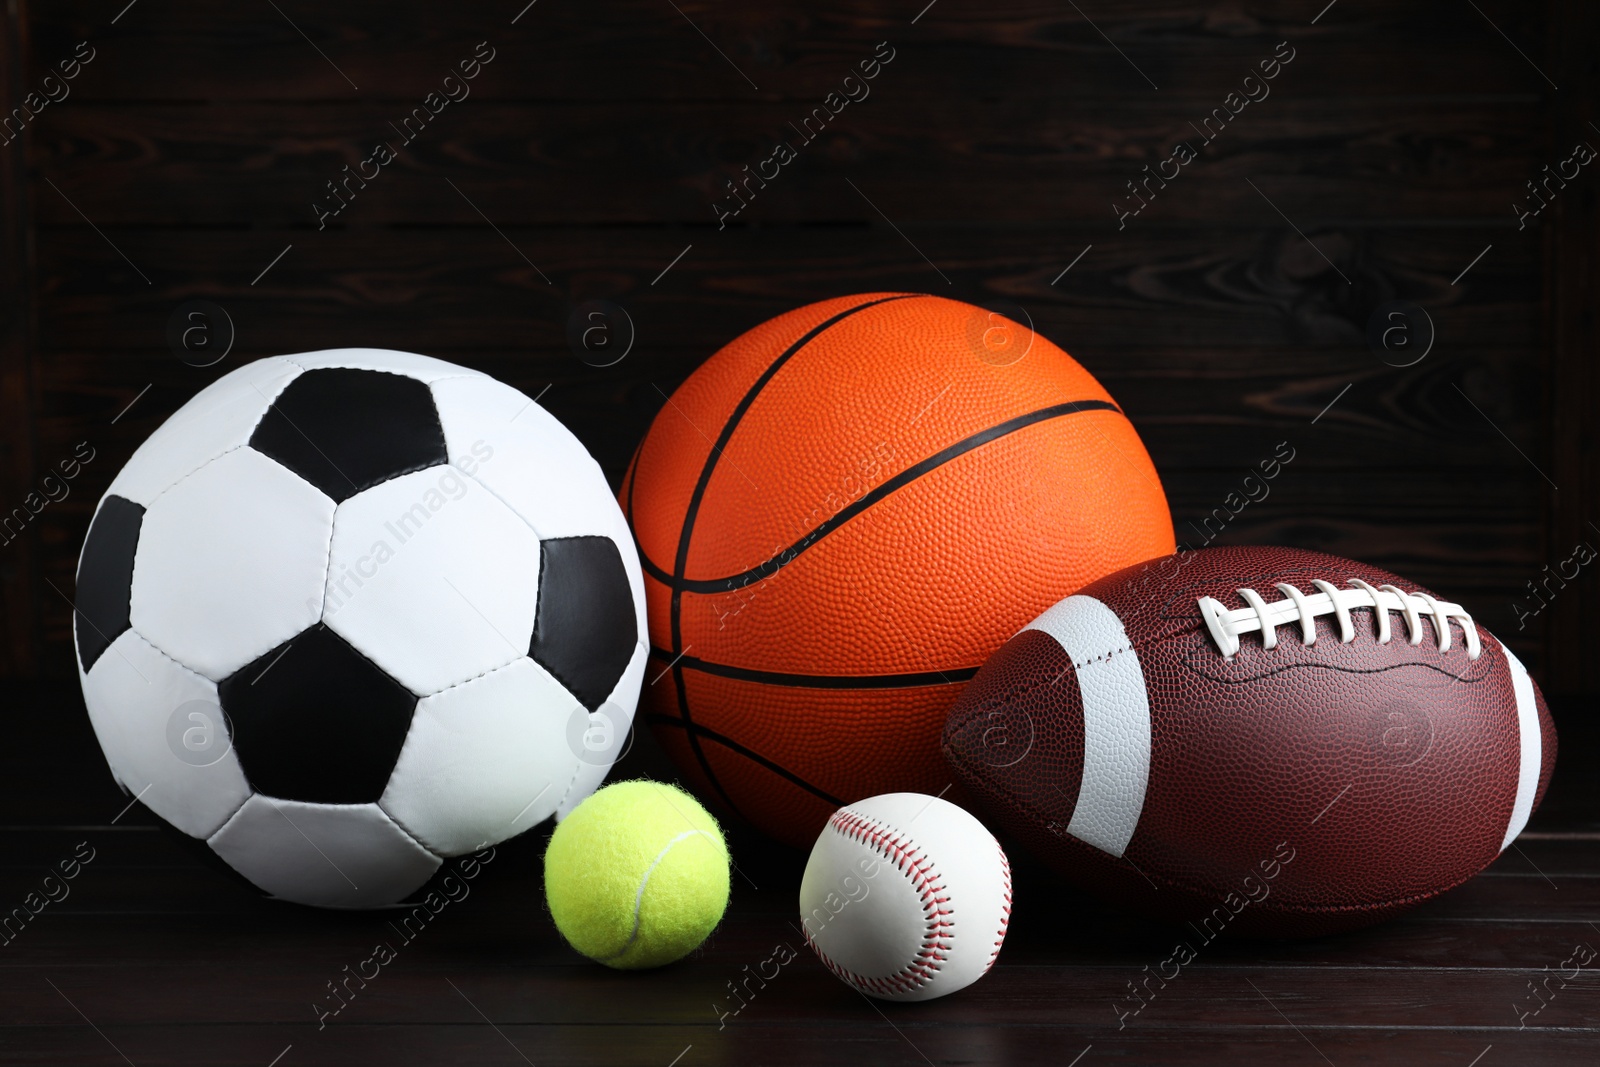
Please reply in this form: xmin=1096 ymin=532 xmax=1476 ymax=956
xmin=3 ymin=0 xmax=1587 ymax=690
xmin=0 ymin=3 xmax=41 ymax=678
xmin=1545 ymin=2 xmax=1600 ymax=691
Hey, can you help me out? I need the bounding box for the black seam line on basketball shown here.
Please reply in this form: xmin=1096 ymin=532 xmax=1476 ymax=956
xmin=669 ymin=652 xmax=738 ymax=814
xmin=650 ymin=648 xmax=979 ymax=689
xmin=643 ymin=713 xmax=846 ymax=808
xmin=640 ymin=397 xmax=1123 ymax=592
xmin=667 ymin=292 xmax=920 ymax=642
xmin=666 ymin=293 xmax=921 ymax=817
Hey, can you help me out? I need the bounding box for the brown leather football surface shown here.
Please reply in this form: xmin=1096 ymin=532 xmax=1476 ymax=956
xmin=943 ymin=545 xmax=1557 ymax=937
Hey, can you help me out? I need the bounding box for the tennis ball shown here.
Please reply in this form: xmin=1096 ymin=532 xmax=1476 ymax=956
xmin=544 ymin=780 xmax=730 ymax=969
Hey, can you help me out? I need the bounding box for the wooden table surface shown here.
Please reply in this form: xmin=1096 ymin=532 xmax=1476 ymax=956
xmin=3 ymin=683 xmax=1596 ymax=1066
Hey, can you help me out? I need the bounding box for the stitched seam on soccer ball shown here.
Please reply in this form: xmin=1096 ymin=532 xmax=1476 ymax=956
xmin=813 ymin=809 xmax=952 ymax=996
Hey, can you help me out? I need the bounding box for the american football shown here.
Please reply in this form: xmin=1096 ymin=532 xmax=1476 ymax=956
xmin=942 ymin=545 xmax=1558 ymax=937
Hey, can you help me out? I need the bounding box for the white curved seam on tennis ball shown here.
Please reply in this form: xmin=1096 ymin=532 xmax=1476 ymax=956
xmin=594 ymin=828 xmax=715 ymax=961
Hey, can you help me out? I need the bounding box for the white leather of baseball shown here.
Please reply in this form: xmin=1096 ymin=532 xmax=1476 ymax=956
xmin=799 ymin=792 xmax=1011 ymax=1002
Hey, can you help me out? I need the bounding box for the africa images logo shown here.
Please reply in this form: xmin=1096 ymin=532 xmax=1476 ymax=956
xmin=711 ymin=41 xmax=896 ymax=229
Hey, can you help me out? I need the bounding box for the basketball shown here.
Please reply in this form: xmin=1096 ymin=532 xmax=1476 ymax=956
xmin=623 ymin=293 xmax=1174 ymax=847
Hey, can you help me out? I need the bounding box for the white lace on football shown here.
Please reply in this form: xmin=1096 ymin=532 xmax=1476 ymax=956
xmin=1197 ymin=580 xmax=1481 ymax=660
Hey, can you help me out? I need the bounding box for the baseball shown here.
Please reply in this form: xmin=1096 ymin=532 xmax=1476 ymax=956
xmin=799 ymin=792 xmax=1012 ymax=1002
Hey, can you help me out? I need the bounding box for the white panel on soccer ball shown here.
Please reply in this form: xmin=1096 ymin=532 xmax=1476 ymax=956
xmin=430 ymin=375 xmax=618 ymax=541
xmin=79 ymin=629 xmax=252 ymax=839
xmin=131 ymin=448 xmax=335 ymax=682
xmin=103 ymin=357 xmax=302 ymax=509
xmin=430 ymin=374 xmax=648 ymax=641
xmin=555 ymin=640 xmax=649 ymax=820
xmin=208 ymin=795 xmax=441 ymax=908
xmin=286 ymin=348 xmax=484 ymax=385
xmin=381 ymin=656 xmax=584 ymax=855
xmin=321 ymin=466 xmax=540 ymax=696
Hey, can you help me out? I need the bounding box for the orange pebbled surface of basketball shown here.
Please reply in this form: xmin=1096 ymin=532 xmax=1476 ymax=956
xmin=625 ymin=292 xmax=1175 ymax=847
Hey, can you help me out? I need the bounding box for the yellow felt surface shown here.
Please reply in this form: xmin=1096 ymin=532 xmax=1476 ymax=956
xmin=544 ymin=780 xmax=731 ymax=969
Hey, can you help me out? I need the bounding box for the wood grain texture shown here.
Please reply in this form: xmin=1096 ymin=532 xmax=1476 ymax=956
xmin=3 ymin=1026 xmax=1594 ymax=1067
xmin=0 ymin=2 xmax=42 ymax=677
xmin=25 ymin=99 xmax=1545 ymax=227
xmin=0 ymin=685 xmax=1597 ymax=1066
xmin=23 ymin=0 xmax=1550 ymax=102
xmin=1543 ymin=0 xmax=1598 ymax=696
xmin=28 ymin=226 xmax=1539 ymax=351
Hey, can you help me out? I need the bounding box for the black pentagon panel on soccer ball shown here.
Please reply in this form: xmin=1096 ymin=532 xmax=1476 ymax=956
xmin=75 ymin=494 xmax=145 ymax=672
xmin=248 ymin=368 xmax=448 ymax=503
xmin=218 ymin=624 xmax=418 ymax=804
xmin=530 ymin=536 xmax=637 ymax=711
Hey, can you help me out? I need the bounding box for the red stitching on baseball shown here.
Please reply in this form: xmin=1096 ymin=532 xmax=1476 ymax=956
xmin=805 ymin=807 xmax=953 ymax=996
xmin=984 ymin=843 xmax=1011 ymax=974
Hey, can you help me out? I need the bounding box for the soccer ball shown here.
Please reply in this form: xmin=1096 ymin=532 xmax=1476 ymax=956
xmin=73 ymin=350 xmax=647 ymax=908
